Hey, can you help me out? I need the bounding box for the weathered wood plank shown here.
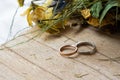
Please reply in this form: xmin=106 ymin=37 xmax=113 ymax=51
xmin=4 ymin=35 xmax=118 ymax=80
xmin=0 ymin=49 xmax=62 ymax=80
xmin=23 ymin=27 xmax=120 ymax=79
xmin=3 ymin=26 xmax=120 ymax=80
xmin=0 ymin=63 xmax=25 ymax=80
xmin=62 ymin=27 xmax=120 ymax=58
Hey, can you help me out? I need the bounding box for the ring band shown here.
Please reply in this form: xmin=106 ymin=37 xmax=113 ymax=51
xmin=76 ymin=41 xmax=96 ymax=55
xmin=59 ymin=45 xmax=78 ymax=57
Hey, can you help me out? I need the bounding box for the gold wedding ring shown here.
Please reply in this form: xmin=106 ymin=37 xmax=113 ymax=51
xmin=59 ymin=41 xmax=97 ymax=57
xmin=60 ymin=45 xmax=78 ymax=57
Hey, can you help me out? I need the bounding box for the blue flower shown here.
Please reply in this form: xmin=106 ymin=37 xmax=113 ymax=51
xmin=49 ymin=0 xmax=68 ymax=15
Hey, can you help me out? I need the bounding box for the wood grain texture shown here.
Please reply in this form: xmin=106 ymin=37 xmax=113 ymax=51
xmin=0 ymin=27 xmax=120 ymax=80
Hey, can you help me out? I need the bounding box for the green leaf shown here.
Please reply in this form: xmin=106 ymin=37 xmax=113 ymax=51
xmin=100 ymin=0 xmax=120 ymax=23
xmin=90 ymin=1 xmax=103 ymax=18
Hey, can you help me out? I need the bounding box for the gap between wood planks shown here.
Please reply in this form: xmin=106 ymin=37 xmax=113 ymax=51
xmin=1 ymin=27 xmax=120 ymax=80
xmin=4 ymin=47 xmax=63 ymax=80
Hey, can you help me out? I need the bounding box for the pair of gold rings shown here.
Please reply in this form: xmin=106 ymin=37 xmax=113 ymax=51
xmin=59 ymin=41 xmax=97 ymax=57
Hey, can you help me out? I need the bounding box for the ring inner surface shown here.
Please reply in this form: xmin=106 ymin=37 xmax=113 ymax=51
xmin=77 ymin=42 xmax=96 ymax=54
xmin=60 ymin=45 xmax=77 ymax=56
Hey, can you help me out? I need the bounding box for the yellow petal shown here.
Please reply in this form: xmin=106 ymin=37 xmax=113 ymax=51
xmin=18 ymin=0 xmax=24 ymax=7
xmin=42 ymin=0 xmax=53 ymax=7
xmin=29 ymin=6 xmax=46 ymax=24
xmin=87 ymin=17 xmax=99 ymax=27
xmin=45 ymin=8 xmax=53 ymax=19
xmin=81 ymin=9 xmax=91 ymax=19
xmin=27 ymin=10 xmax=33 ymax=26
xmin=21 ymin=7 xmax=32 ymax=16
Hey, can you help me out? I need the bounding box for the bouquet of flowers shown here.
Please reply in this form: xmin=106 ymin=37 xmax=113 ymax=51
xmin=18 ymin=0 xmax=120 ymax=34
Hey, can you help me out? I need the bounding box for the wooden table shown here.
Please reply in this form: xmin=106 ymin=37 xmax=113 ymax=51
xmin=0 ymin=27 xmax=120 ymax=80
